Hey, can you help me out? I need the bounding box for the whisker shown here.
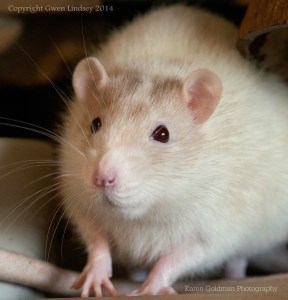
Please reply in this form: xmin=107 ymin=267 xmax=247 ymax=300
xmin=0 ymin=117 xmax=84 ymax=158
xmin=0 ymin=118 xmax=61 ymax=141
xmin=29 ymin=182 xmax=65 ymax=221
xmin=48 ymin=35 xmax=94 ymax=152
xmin=52 ymin=190 xmax=81 ymax=260
xmin=80 ymin=14 xmax=107 ymax=112
xmin=0 ymin=181 xmax=60 ymax=233
xmin=0 ymin=160 xmax=59 ymax=180
xmin=0 ymin=160 xmax=55 ymax=182
xmin=46 ymin=202 xmax=65 ymax=262
xmin=24 ymin=170 xmax=59 ymax=190
xmin=14 ymin=43 xmax=91 ymax=154
xmin=60 ymin=213 xmax=72 ymax=263
xmin=49 ymin=36 xmax=73 ymax=76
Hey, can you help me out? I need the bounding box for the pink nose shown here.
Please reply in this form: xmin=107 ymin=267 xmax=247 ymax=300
xmin=94 ymin=171 xmax=117 ymax=187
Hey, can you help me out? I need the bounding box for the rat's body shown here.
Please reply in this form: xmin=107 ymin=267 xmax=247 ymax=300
xmin=59 ymin=4 xmax=288 ymax=296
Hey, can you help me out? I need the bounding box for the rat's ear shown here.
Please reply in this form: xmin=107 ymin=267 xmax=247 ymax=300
xmin=182 ymin=69 xmax=222 ymax=124
xmin=72 ymin=57 xmax=109 ymax=102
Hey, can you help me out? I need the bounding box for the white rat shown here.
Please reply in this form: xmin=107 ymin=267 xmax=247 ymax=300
xmin=59 ymin=4 xmax=288 ymax=297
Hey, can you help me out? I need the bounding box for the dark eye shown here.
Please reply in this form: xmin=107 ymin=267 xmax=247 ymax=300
xmin=151 ymin=125 xmax=169 ymax=143
xmin=90 ymin=117 xmax=102 ymax=133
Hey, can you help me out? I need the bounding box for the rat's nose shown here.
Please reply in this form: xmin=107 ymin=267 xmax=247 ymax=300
xmin=94 ymin=170 xmax=117 ymax=187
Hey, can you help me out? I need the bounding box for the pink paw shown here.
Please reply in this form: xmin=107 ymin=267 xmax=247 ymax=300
xmin=72 ymin=259 xmax=117 ymax=297
xmin=127 ymin=280 xmax=176 ymax=296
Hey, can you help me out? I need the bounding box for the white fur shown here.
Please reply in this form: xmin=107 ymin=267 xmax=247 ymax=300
xmin=59 ymin=4 xmax=288 ymax=294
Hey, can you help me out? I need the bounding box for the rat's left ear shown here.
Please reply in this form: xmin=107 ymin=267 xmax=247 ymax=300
xmin=182 ymin=69 xmax=222 ymax=124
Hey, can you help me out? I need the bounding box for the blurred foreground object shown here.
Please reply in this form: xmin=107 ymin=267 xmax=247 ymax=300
xmin=238 ymin=0 xmax=288 ymax=81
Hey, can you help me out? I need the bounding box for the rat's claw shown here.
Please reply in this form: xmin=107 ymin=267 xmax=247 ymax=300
xmin=102 ymin=278 xmax=118 ymax=296
xmin=71 ymin=272 xmax=86 ymax=290
xmin=79 ymin=276 xmax=117 ymax=297
xmin=127 ymin=285 xmax=177 ymax=296
xmin=81 ymin=273 xmax=96 ymax=297
xmin=72 ymin=266 xmax=117 ymax=297
xmin=160 ymin=287 xmax=177 ymax=295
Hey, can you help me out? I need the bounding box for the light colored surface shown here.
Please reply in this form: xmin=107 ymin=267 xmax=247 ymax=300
xmin=44 ymin=273 xmax=288 ymax=299
xmin=0 ymin=138 xmax=54 ymax=300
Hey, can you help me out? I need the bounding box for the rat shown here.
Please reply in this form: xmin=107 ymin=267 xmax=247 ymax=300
xmin=59 ymin=4 xmax=288 ymax=297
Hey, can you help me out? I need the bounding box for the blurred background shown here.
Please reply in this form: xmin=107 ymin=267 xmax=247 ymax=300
xmin=0 ymin=0 xmax=249 ymax=139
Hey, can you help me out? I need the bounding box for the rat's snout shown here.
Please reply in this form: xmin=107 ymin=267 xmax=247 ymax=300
xmin=91 ymin=152 xmax=119 ymax=188
xmin=93 ymin=168 xmax=117 ymax=187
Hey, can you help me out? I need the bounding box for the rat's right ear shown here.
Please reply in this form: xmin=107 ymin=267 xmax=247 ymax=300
xmin=72 ymin=57 xmax=109 ymax=102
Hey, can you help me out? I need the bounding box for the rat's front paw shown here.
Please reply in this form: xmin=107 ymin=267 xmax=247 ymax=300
xmin=127 ymin=279 xmax=176 ymax=296
xmin=72 ymin=258 xmax=117 ymax=297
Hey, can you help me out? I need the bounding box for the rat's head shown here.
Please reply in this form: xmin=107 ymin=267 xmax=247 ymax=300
xmin=61 ymin=57 xmax=222 ymax=220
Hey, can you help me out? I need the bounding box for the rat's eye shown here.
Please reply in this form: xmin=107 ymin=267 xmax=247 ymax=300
xmin=151 ymin=125 xmax=169 ymax=143
xmin=90 ymin=117 xmax=102 ymax=133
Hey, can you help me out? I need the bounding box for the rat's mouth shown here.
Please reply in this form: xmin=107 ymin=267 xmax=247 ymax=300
xmin=100 ymin=186 xmax=149 ymax=218
xmin=104 ymin=192 xmax=131 ymax=209
xmin=104 ymin=196 xmax=122 ymax=208
xmin=103 ymin=192 xmax=143 ymax=215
